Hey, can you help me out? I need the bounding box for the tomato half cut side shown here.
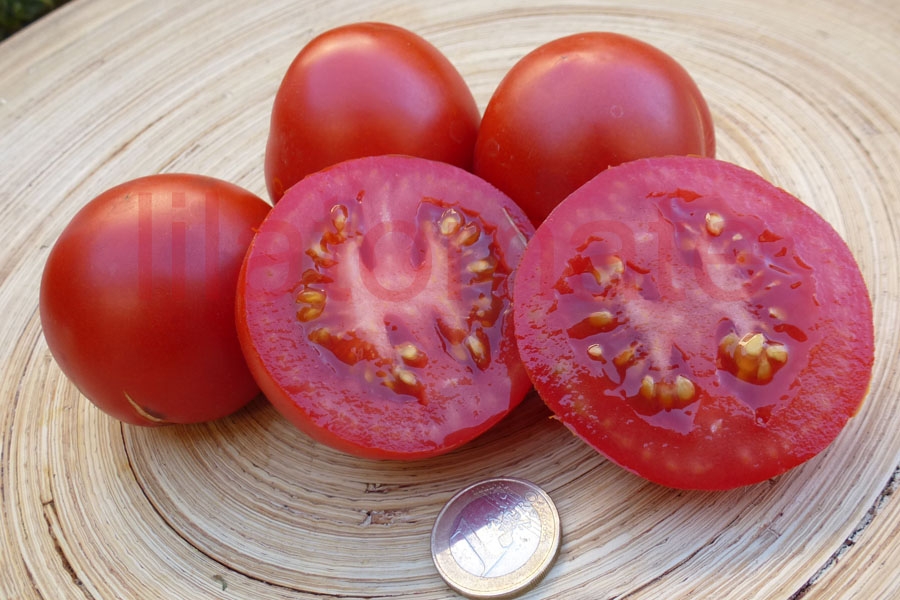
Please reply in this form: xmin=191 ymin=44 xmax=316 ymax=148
xmin=238 ymin=155 xmax=535 ymax=459
xmin=514 ymin=156 xmax=874 ymax=490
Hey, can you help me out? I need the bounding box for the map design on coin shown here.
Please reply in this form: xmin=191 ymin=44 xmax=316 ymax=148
xmin=448 ymin=487 xmax=542 ymax=578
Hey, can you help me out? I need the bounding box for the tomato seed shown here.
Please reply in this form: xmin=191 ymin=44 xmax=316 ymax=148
xmin=397 ymin=342 xmax=427 ymax=367
xmin=757 ymin=359 xmax=773 ymax=381
xmin=306 ymin=242 xmax=337 ymax=268
xmin=330 ymin=204 xmax=349 ymax=232
xmin=296 ymin=288 xmax=326 ymax=306
xmin=297 ymin=305 xmax=324 ymax=322
xmin=301 ymin=268 xmax=332 ymax=284
xmin=705 ymin=212 xmax=725 ymax=236
xmin=467 ymin=258 xmax=495 ymax=275
xmin=472 ymin=294 xmax=500 ymax=325
xmin=675 ymin=375 xmax=696 ymax=402
xmin=465 ymin=333 xmax=489 ymax=368
xmin=394 ymin=367 xmax=418 ymax=387
xmin=659 ymin=384 xmax=679 ymax=409
xmin=437 ymin=319 xmax=468 ymax=345
xmin=613 ymin=345 xmax=637 ymax=368
xmin=587 ymin=344 xmax=604 ymax=360
xmin=609 ymin=256 xmax=626 ymax=274
xmin=456 ymin=223 xmax=481 ymax=246
xmin=439 ymin=209 xmax=462 ymax=235
xmin=591 ymin=256 xmax=625 ymax=286
xmin=740 ymin=333 xmax=765 ymax=357
xmin=766 ymin=344 xmax=788 ymax=363
xmin=588 ymin=311 xmax=615 ymax=328
xmin=308 ymin=327 xmax=331 ymax=344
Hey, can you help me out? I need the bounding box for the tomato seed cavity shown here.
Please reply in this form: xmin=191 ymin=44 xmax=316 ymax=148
xmin=291 ymin=196 xmax=510 ymax=404
xmin=718 ymin=331 xmax=789 ymax=384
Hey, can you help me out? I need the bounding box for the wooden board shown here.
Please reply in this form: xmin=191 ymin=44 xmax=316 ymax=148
xmin=2 ymin=0 xmax=899 ymax=598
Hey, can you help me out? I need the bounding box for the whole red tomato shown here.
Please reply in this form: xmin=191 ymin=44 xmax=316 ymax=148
xmin=475 ymin=32 xmax=716 ymax=225
xmin=264 ymin=22 xmax=481 ymax=203
xmin=40 ymin=174 xmax=271 ymax=426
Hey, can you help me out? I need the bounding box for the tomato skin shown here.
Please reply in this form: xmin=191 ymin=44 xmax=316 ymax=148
xmin=514 ymin=156 xmax=873 ymax=490
xmin=264 ymin=22 xmax=481 ymax=203
xmin=40 ymin=174 xmax=271 ymax=426
xmin=238 ymin=155 xmax=534 ymax=459
xmin=475 ymin=32 xmax=715 ymax=226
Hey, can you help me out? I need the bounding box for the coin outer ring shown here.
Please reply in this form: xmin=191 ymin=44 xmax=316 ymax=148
xmin=431 ymin=477 xmax=561 ymax=599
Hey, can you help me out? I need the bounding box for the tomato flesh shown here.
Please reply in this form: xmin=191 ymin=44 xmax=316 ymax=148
xmin=238 ymin=156 xmax=534 ymax=459
xmin=514 ymin=156 xmax=874 ymax=490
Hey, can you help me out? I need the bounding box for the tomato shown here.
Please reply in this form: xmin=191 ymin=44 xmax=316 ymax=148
xmin=513 ymin=156 xmax=874 ymax=490
xmin=474 ymin=32 xmax=715 ymax=226
xmin=237 ymin=155 xmax=534 ymax=459
xmin=264 ymin=22 xmax=481 ymax=203
xmin=40 ymin=174 xmax=271 ymax=426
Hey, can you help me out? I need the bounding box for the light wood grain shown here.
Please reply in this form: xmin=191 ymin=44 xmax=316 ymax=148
xmin=2 ymin=0 xmax=899 ymax=598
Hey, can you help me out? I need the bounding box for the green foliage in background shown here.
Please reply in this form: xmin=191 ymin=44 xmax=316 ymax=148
xmin=1 ymin=0 xmax=71 ymax=40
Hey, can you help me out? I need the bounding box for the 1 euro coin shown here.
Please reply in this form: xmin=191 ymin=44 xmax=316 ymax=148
xmin=431 ymin=478 xmax=561 ymax=598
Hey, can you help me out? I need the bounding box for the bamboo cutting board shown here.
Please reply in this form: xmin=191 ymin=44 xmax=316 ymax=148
xmin=2 ymin=0 xmax=899 ymax=598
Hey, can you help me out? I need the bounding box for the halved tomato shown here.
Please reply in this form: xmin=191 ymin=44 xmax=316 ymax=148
xmin=514 ymin=156 xmax=874 ymax=490
xmin=237 ymin=155 xmax=534 ymax=459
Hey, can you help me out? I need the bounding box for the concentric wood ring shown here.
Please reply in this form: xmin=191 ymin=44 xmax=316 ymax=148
xmin=2 ymin=1 xmax=899 ymax=598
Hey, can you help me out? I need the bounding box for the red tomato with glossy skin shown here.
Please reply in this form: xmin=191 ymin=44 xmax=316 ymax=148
xmin=40 ymin=174 xmax=271 ymax=426
xmin=264 ymin=22 xmax=481 ymax=203
xmin=514 ymin=157 xmax=874 ymax=490
xmin=475 ymin=32 xmax=716 ymax=226
xmin=238 ymin=156 xmax=534 ymax=459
